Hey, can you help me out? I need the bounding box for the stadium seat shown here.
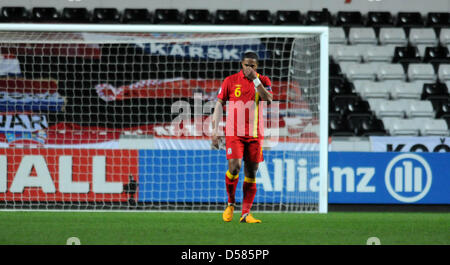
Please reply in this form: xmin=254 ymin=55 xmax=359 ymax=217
xmin=423 ymin=46 xmax=450 ymax=64
xmin=347 ymin=113 xmax=387 ymax=136
xmin=353 ymin=80 xmax=391 ymax=99
xmin=421 ymin=82 xmax=449 ymax=99
xmin=404 ymin=99 xmax=435 ymax=118
xmin=335 ymin=11 xmax=364 ymax=27
xmin=362 ymin=45 xmax=396 ymax=62
xmin=329 ymin=27 xmax=347 ymax=44
xmin=330 ymin=95 xmax=359 ymax=115
xmin=329 ymin=77 xmax=356 ymax=97
xmin=376 ymin=63 xmax=407 ymax=81
xmin=184 ymin=9 xmax=211 ymax=24
xmin=439 ymin=28 xmax=450 ymax=45
xmin=1 ymin=6 xmax=29 ymax=22
xmin=437 ymin=103 xmax=450 ymax=119
xmin=412 ymin=117 xmax=449 ymax=135
xmin=369 ymin=98 xmax=406 ymax=118
xmin=122 ymin=9 xmax=152 ymax=24
xmin=426 ymin=12 xmax=450 ymax=28
xmin=446 ymin=80 xmax=450 ymax=92
xmin=360 ymin=117 xmax=387 ymax=136
xmin=382 ymin=117 xmax=420 ymax=135
xmin=366 ymin=11 xmax=394 ymax=27
xmin=329 ymin=100 xmax=341 ymax=115
xmin=339 ymin=62 xmax=378 ymax=81
xmin=348 ymin=27 xmax=378 ymax=45
xmin=274 ymin=10 xmax=303 ymax=25
xmin=329 ymin=44 xmax=363 ymax=62
xmin=354 ymin=44 xmax=378 ymax=61
xmin=416 ymin=44 xmax=430 ymax=58
xmin=246 ymin=10 xmax=272 ymax=24
xmin=407 ymin=63 xmax=437 ymax=81
xmin=392 ymin=46 xmax=422 ymax=64
xmin=329 ymin=113 xmax=354 ymax=136
xmin=329 ymin=44 xmax=342 ymax=61
xmin=215 ymin=9 xmax=242 ymax=24
xmin=332 ymin=95 xmax=371 ymax=116
xmin=379 ymin=27 xmax=408 ymax=45
xmin=409 ymin=28 xmax=439 ymax=46
xmin=61 ymin=8 xmax=91 ymax=23
xmin=154 ymin=9 xmax=181 ymax=24
xmin=305 ymin=9 xmax=332 ymax=25
xmin=92 ymin=8 xmax=121 ymax=24
xmin=347 ymin=97 xmax=372 ymax=115
xmin=428 ymin=95 xmax=450 ymax=117
xmin=31 ymin=7 xmax=60 ymax=23
xmin=442 ymin=113 xmax=450 ymax=128
xmin=437 ymin=64 xmax=450 ymax=81
xmin=390 ymin=81 xmax=424 ymax=99
xmin=396 ymin=12 xmax=424 ymax=28
xmin=330 ymin=58 xmax=343 ymax=77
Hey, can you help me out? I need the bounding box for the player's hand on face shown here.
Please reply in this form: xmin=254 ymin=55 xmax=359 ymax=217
xmin=242 ymin=67 xmax=255 ymax=80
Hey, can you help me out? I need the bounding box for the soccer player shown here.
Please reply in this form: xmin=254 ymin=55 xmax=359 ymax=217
xmin=211 ymin=51 xmax=273 ymax=223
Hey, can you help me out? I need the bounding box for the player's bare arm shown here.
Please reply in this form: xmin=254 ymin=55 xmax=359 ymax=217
xmin=242 ymin=59 xmax=273 ymax=103
xmin=211 ymin=98 xmax=224 ymax=149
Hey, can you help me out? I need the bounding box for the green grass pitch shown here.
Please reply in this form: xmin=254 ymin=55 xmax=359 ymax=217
xmin=0 ymin=211 xmax=448 ymax=245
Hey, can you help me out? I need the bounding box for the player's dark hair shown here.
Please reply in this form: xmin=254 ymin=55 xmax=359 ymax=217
xmin=242 ymin=51 xmax=259 ymax=62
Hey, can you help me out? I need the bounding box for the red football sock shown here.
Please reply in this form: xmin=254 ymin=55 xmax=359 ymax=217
xmin=242 ymin=177 xmax=257 ymax=215
xmin=225 ymin=170 xmax=239 ymax=204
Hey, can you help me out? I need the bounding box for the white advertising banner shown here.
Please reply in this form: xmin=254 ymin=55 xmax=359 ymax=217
xmin=370 ymin=136 xmax=450 ymax=152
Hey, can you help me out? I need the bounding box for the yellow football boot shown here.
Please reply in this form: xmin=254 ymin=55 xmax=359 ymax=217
xmin=239 ymin=213 xmax=261 ymax=223
xmin=222 ymin=204 xmax=234 ymax=222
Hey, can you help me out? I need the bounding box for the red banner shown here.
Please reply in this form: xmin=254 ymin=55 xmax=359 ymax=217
xmin=95 ymin=79 xmax=297 ymax=101
xmin=0 ymin=43 xmax=101 ymax=59
xmin=0 ymin=149 xmax=138 ymax=202
xmin=0 ymin=78 xmax=59 ymax=94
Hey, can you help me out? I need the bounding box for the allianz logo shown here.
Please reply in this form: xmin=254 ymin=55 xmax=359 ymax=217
xmin=384 ymin=153 xmax=432 ymax=203
xmin=256 ymin=153 xmax=432 ymax=203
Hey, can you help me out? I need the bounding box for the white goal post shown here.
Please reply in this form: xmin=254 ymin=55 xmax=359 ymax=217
xmin=0 ymin=24 xmax=328 ymax=213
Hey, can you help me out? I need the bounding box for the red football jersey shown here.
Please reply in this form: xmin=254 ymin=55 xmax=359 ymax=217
xmin=217 ymin=70 xmax=272 ymax=138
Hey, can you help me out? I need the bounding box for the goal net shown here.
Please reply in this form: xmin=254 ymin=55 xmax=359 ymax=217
xmin=0 ymin=25 xmax=328 ymax=212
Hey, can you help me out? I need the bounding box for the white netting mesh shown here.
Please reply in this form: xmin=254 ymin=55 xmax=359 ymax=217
xmin=0 ymin=30 xmax=324 ymax=211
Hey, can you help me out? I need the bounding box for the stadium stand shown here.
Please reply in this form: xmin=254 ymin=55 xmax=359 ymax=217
xmin=214 ymin=9 xmax=242 ymax=24
xmin=335 ymin=11 xmax=364 ymax=27
xmin=0 ymin=6 xmax=448 ymax=142
xmin=92 ymin=8 xmax=121 ymax=24
xmin=382 ymin=117 xmax=421 ymax=136
xmin=392 ymin=46 xmax=421 ymax=64
xmin=122 ymin=8 xmax=152 ymax=24
xmin=304 ymin=9 xmax=333 ymax=25
xmin=366 ymin=11 xmax=394 ymax=28
xmin=329 ymin=27 xmax=347 ymax=44
xmin=274 ymin=10 xmax=303 ymax=25
xmin=0 ymin=6 xmax=29 ymax=22
xmin=61 ymin=8 xmax=91 ymax=23
xmin=379 ymin=27 xmax=409 ymax=45
xmin=348 ymin=27 xmax=378 ymax=45
xmin=31 ymin=7 xmax=60 ymax=23
xmin=184 ymin=9 xmax=212 ymax=24
xmin=153 ymin=9 xmax=182 ymax=24
xmin=246 ymin=10 xmax=273 ymax=25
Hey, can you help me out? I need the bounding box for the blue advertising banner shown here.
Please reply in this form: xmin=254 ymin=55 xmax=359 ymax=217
xmin=137 ymin=150 xmax=450 ymax=204
xmin=138 ymin=150 xmax=319 ymax=204
xmin=328 ymin=152 xmax=449 ymax=204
